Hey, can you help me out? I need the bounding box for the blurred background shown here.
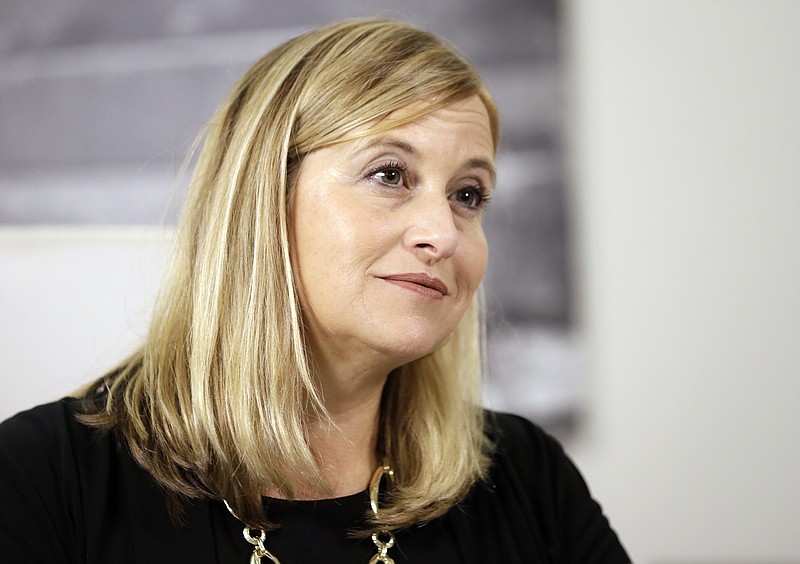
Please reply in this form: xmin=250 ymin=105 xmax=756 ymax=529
xmin=0 ymin=0 xmax=578 ymax=431
xmin=1 ymin=1 xmax=799 ymax=562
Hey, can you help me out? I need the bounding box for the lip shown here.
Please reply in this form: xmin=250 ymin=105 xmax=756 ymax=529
xmin=381 ymin=273 xmax=449 ymax=299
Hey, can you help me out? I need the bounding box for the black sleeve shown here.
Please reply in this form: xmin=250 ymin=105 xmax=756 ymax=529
xmin=539 ymin=428 xmax=629 ymax=562
xmin=448 ymin=412 xmax=630 ymax=563
xmin=0 ymin=400 xmax=84 ymax=563
xmin=0 ymin=399 xmax=261 ymax=563
xmin=493 ymin=412 xmax=630 ymax=563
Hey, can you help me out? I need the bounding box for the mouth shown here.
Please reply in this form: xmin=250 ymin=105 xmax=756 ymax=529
xmin=381 ymin=273 xmax=449 ymax=299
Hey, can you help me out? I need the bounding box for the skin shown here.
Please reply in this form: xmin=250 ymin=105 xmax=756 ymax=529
xmin=287 ymin=95 xmax=496 ymax=497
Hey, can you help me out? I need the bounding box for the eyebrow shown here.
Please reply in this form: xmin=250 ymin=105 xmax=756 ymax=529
xmin=466 ymin=157 xmax=497 ymax=186
xmin=359 ymin=136 xmax=420 ymax=159
xmin=357 ymin=136 xmax=497 ymax=185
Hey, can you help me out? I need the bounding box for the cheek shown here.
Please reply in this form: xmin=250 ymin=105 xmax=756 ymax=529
xmin=289 ymin=194 xmax=333 ymax=305
xmin=292 ymin=202 xmax=374 ymax=288
xmin=461 ymin=230 xmax=489 ymax=291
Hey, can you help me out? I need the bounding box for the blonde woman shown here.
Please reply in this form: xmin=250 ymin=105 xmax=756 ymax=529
xmin=0 ymin=19 xmax=629 ymax=563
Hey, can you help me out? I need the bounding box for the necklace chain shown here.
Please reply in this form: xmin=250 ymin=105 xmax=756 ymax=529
xmin=224 ymin=465 xmax=396 ymax=564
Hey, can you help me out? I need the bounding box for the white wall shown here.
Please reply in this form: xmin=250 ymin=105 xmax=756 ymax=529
xmin=0 ymin=228 xmax=171 ymax=416
xmin=1 ymin=2 xmax=799 ymax=562
xmin=564 ymin=1 xmax=800 ymax=562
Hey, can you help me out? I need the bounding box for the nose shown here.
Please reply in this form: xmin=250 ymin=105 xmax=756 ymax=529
xmin=402 ymin=195 xmax=458 ymax=263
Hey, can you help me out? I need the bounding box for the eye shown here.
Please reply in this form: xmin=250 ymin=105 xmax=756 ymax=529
xmin=451 ymin=186 xmax=490 ymax=210
xmin=375 ymin=168 xmax=403 ymax=185
xmin=367 ymin=161 xmax=408 ymax=187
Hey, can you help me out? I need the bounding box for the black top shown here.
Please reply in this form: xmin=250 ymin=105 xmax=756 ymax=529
xmin=0 ymin=398 xmax=630 ymax=563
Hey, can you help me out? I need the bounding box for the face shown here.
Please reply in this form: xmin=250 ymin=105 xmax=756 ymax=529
xmin=289 ymin=95 xmax=496 ymax=371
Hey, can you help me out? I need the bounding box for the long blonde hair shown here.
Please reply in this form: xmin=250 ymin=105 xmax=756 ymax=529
xmin=81 ymin=18 xmax=500 ymax=531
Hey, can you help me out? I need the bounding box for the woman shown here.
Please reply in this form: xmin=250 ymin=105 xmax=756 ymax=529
xmin=0 ymin=19 xmax=629 ymax=563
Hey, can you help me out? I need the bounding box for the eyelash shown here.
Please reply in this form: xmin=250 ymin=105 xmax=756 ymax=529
xmin=366 ymin=160 xmax=409 ymax=188
xmin=365 ymin=160 xmax=492 ymax=211
xmin=454 ymin=184 xmax=492 ymax=210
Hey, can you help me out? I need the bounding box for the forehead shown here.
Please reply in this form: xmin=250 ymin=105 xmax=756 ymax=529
xmin=339 ymin=96 xmax=496 ymax=158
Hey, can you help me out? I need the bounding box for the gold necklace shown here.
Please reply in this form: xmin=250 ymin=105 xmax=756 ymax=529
xmin=224 ymin=465 xmax=396 ymax=564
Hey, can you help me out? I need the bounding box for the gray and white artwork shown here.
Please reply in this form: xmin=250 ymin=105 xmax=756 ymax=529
xmin=0 ymin=0 xmax=577 ymax=433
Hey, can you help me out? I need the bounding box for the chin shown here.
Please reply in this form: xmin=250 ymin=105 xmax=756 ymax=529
xmin=374 ymin=328 xmax=451 ymax=367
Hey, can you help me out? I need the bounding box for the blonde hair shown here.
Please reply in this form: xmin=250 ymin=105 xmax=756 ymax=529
xmin=81 ymin=18 xmax=499 ymax=531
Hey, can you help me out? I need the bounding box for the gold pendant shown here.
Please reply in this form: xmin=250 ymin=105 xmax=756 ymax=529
xmin=243 ymin=527 xmax=281 ymax=564
xmin=225 ymin=464 xmax=394 ymax=564
xmin=368 ymin=466 xmax=396 ymax=564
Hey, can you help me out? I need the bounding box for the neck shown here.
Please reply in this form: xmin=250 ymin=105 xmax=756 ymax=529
xmin=306 ymin=397 xmax=383 ymax=498
xmin=286 ymin=349 xmax=392 ymax=500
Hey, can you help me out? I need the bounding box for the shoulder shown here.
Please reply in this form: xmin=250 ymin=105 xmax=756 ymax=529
xmin=0 ymin=396 xmax=110 ymax=471
xmin=480 ymin=410 xmax=594 ymax=524
xmin=0 ymin=396 xmax=105 ymax=464
xmin=0 ymin=398 xmax=229 ymax=562
xmin=0 ymin=397 xmax=123 ymax=559
xmin=0 ymin=395 xmax=114 ymax=477
xmin=0 ymin=399 xmax=88 ymax=556
xmin=1 ymin=396 xmax=91 ymax=439
xmin=485 ymin=410 xmax=561 ymax=453
xmin=483 ymin=410 xmax=570 ymax=484
xmin=450 ymin=410 xmax=631 ymax=563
